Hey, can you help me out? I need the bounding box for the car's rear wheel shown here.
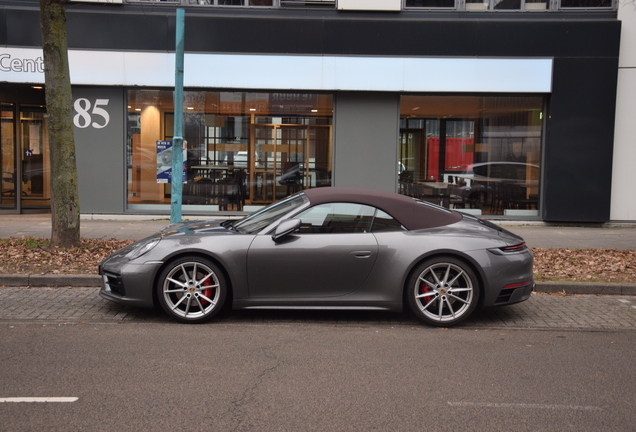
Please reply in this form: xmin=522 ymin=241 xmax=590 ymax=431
xmin=406 ymin=257 xmax=479 ymax=327
xmin=157 ymin=256 xmax=227 ymax=324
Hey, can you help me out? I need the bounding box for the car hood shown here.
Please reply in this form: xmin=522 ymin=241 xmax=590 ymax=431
xmin=100 ymin=220 xmax=244 ymax=268
xmin=156 ymin=219 xmax=238 ymax=237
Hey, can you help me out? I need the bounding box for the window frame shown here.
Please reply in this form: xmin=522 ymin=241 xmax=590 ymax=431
xmin=294 ymin=202 xmax=376 ymax=234
xmin=291 ymin=202 xmax=406 ymax=234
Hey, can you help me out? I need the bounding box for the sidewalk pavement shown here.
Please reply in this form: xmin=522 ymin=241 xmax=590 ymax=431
xmin=1 ymin=214 xmax=635 ymax=295
xmin=2 ymin=286 xmax=635 ymax=329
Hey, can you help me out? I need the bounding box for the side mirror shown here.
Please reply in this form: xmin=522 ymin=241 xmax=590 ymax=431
xmin=272 ymin=218 xmax=301 ymax=241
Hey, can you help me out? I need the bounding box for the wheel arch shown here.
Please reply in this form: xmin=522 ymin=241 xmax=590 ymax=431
xmin=401 ymin=251 xmax=486 ymax=309
xmin=151 ymin=249 xmax=235 ymax=309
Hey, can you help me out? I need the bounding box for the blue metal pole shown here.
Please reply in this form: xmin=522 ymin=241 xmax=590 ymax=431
xmin=170 ymin=8 xmax=185 ymax=224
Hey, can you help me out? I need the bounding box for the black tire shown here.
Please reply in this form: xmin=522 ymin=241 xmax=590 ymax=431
xmin=406 ymin=256 xmax=480 ymax=327
xmin=157 ymin=256 xmax=227 ymax=324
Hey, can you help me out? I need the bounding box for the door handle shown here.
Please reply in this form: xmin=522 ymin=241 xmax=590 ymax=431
xmin=350 ymin=251 xmax=372 ymax=259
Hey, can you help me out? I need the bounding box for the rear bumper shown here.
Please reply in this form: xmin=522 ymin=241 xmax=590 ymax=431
xmin=494 ymin=281 xmax=535 ymax=306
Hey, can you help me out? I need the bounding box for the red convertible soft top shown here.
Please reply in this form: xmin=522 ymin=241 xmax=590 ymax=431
xmin=302 ymin=187 xmax=463 ymax=231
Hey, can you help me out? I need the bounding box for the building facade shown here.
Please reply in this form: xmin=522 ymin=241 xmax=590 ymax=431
xmin=0 ymin=0 xmax=624 ymax=222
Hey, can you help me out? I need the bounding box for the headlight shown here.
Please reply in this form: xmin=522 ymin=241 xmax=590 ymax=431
xmin=125 ymin=237 xmax=161 ymax=260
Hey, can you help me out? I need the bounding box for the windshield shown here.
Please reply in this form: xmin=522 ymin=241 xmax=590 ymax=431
xmin=234 ymin=194 xmax=308 ymax=234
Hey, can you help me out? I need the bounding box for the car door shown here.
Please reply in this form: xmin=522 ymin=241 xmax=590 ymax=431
xmin=247 ymin=203 xmax=379 ymax=298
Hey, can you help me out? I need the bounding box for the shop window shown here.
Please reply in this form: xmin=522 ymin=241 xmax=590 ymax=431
xmin=463 ymin=0 xmax=553 ymax=9
xmin=1 ymin=105 xmax=16 ymax=209
xmin=126 ymin=0 xmax=180 ymax=3
xmin=464 ymin=0 xmax=490 ymax=9
xmin=405 ymin=0 xmax=456 ymax=7
xmin=280 ymin=0 xmax=336 ymax=7
xmin=218 ymin=0 xmax=274 ymax=5
xmin=126 ymin=90 xmax=332 ymax=212
xmin=523 ymin=0 xmax=549 ymax=9
xmin=560 ymin=0 xmax=612 ymax=7
xmin=185 ymin=0 xmax=275 ymax=5
xmin=0 ymin=107 xmax=50 ymax=211
xmin=132 ymin=0 xmax=275 ymax=5
xmin=492 ymin=0 xmax=521 ymax=9
xmin=399 ymin=95 xmax=544 ymax=218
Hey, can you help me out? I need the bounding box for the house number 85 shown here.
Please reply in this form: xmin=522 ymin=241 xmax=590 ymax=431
xmin=73 ymin=98 xmax=110 ymax=129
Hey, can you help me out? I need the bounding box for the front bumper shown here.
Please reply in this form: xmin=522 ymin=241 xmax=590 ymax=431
xmin=98 ymin=257 xmax=162 ymax=309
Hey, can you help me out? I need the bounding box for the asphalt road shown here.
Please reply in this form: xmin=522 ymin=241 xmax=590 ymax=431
xmin=1 ymin=322 xmax=635 ymax=432
xmin=2 ymin=290 xmax=636 ymax=431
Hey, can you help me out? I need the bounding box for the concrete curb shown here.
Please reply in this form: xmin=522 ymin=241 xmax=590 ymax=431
xmin=535 ymin=281 xmax=636 ymax=296
xmin=1 ymin=274 xmax=635 ymax=296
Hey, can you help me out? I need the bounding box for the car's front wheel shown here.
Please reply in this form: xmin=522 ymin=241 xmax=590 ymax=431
xmin=406 ymin=257 xmax=480 ymax=327
xmin=157 ymin=257 xmax=227 ymax=324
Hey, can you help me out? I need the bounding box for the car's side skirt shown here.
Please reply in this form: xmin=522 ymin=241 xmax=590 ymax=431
xmin=232 ymin=300 xmax=403 ymax=313
xmin=241 ymin=306 xmax=392 ymax=311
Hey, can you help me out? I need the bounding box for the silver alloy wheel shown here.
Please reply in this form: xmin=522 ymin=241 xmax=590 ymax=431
xmin=162 ymin=261 xmax=221 ymax=320
xmin=413 ymin=261 xmax=474 ymax=324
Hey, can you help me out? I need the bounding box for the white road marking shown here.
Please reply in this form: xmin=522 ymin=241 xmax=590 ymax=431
xmin=618 ymin=299 xmax=630 ymax=304
xmin=0 ymin=397 xmax=78 ymax=403
xmin=448 ymin=402 xmax=602 ymax=411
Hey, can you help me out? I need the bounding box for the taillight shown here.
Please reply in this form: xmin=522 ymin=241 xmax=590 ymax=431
xmin=488 ymin=242 xmax=528 ymax=255
xmin=500 ymin=242 xmax=526 ymax=252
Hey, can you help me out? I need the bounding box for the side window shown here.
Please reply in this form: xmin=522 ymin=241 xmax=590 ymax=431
xmin=372 ymin=209 xmax=406 ymax=232
xmin=296 ymin=203 xmax=375 ymax=234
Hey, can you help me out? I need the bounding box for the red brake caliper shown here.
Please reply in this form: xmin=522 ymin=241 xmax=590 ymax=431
xmin=201 ymin=278 xmax=213 ymax=307
xmin=420 ymin=283 xmax=431 ymax=304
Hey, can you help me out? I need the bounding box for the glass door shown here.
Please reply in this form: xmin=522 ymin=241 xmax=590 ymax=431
xmin=307 ymin=125 xmax=331 ymax=189
xmin=252 ymin=124 xmax=277 ymax=203
xmin=20 ymin=108 xmax=50 ymax=210
xmin=251 ymin=124 xmax=308 ymax=203
xmin=279 ymin=125 xmax=306 ymax=197
xmin=1 ymin=104 xmax=16 ymax=210
xmin=251 ymin=123 xmax=332 ymax=204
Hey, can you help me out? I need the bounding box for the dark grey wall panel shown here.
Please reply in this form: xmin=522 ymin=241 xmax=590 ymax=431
xmin=5 ymin=9 xmax=42 ymax=47
xmin=81 ymin=14 xmax=618 ymax=59
xmin=543 ymin=57 xmax=619 ymax=222
xmin=0 ymin=9 xmax=6 ymax=46
xmin=473 ymin=20 xmax=620 ymax=58
xmin=186 ymin=15 xmax=327 ymax=54
xmin=66 ymin=11 xmax=172 ymax=51
xmin=73 ymin=86 xmax=126 ymax=214
xmin=334 ymin=92 xmax=400 ymax=192
xmin=1 ymin=6 xmax=618 ymax=58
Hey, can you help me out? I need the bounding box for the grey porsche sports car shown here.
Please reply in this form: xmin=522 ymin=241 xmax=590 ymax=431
xmin=99 ymin=187 xmax=534 ymax=326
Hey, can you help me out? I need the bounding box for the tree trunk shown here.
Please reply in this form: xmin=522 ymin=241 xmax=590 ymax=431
xmin=39 ymin=0 xmax=80 ymax=248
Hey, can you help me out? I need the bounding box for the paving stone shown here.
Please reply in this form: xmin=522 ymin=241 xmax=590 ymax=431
xmin=1 ymin=287 xmax=635 ymax=330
